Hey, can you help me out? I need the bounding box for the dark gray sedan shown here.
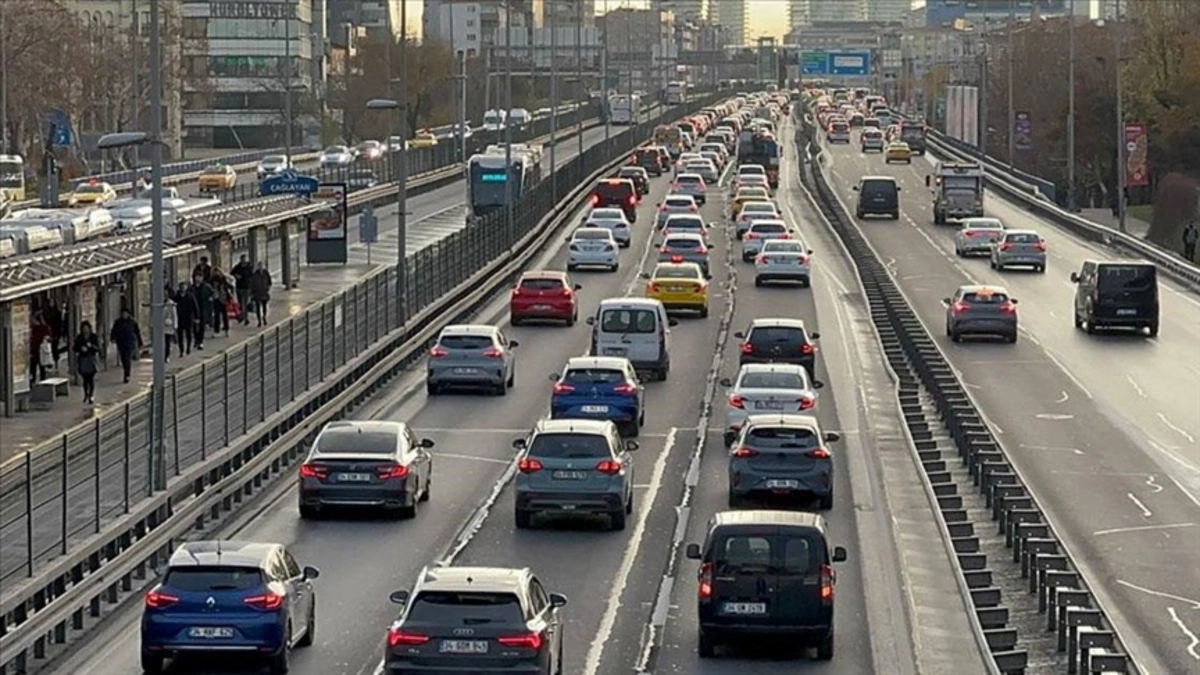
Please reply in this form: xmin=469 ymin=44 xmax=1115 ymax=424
xmin=944 ymin=284 xmax=1019 ymax=343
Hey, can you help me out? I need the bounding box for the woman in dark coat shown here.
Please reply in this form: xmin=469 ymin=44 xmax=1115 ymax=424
xmin=172 ymin=282 xmax=198 ymax=356
xmin=73 ymin=321 xmax=102 ymax=404
xmin=249 ymin=262 xmax=273 ymax=327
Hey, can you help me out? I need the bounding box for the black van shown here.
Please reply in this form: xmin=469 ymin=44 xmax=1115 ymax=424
xmin=853 ymin=176 xmax=901 ymax=220
xmin=685 ymin=510 xmax=848 ymax=659
xmin=1070 ymin=260 xmax=1159 ymax=336
xmin=590 ymin=178 xmax=639 ymax=222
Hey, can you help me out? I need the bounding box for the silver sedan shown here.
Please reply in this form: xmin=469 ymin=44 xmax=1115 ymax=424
xmin=567 ymin=227 xmax=620 ymax=271
xmin=991 ymin=229 xmax=1047 ymax=272
xmin=953 ymin=218 xmax=1006 ymax=257
xmin=683 ymin=159 xmax=720 ymax=184
xmin=657 ymin=232 xmax=711 ymax=275
xmin=719 ymin=363 xmax=823 ymax=446
xmin=944 ymin=285 xmax=1019 ymax=343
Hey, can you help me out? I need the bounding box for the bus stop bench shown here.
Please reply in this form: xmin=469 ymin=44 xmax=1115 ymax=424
xmin=31 ymin=377 xmax=70 ymax=408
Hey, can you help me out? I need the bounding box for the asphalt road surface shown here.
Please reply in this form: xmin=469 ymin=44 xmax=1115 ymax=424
xmin=819 ymin=137 xmax=1200 ymax=674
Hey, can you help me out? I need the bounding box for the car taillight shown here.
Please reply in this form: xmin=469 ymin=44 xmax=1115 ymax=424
xmin=244 ymin=593 xmax=285 ymax=610
xmin=430 ymin=346 xmax=449 ymax=358
xmin=144 ymin=590 xmax=179 ymax=609
xmin=820 ymin=564 xmax=835 ymax=604
xmin=732 ymin=446 xmax=759 ymax=458
xmin=613 ymin=382 xmax=638 ymax=395
xmin=300 ymin=463 xmax=328 ymax=479
xmin=801 ymin=343 xmax=816 ymax=355
xmin=388 ymin=629 xmax=431 ymax=647
xmin=799 ymin=397 xmax=816 ymax=411
xmin=952 ymin=301 xmax=970 ymax=314
xmin=518 ymin=458 xmax=543 ymax=473
xmin=779 ymin=233 xmax=792 ymax=239
xmin=648 ymin=282 xmax=660 ymax=293
xmin=698 ymin=562 xmax=714 ymax=599
xmin=552 ymin=382 xmax=575 ymax=394
xmin=755 ymin=255 xmax=767 ymax=264
xmin=498 ymin=632 xmax=544 ymax=650
xmin=689 ymin=206 xmax=698 ymax=212
xmin=999 ymin=301 xmax=1017 ymax=314
xmin=745 ymin=233 xmax=758 ymax=240
xmin=728 ymin=394 xmax=745 ymax=409
xmin=627 ymin=195 xmax=636 ymax=206
xmin=671 ymin=254 xmax=684 ymax=263
xmin=590 ymin=194 xmax=600 ymax=206
xmin=999 ymin=243 xmax=1013 ymax=251
xmin=482 ymin=347 xmax=504 ymax=358
xmin=740 ymin=342 xmax=753 ymax=355
xmin=596 ymin=460 xmax=623 ymax=475
xmin=807 ymin=447 xmax=830 ymax=459
xmin=377 ymin=464 xmax=409 ymax=479
xmin=697 ymin=247 xmax=708 ymax=254
xmin=963 ymin=230 xmax=976 ymax=237
xmin=511 ymin=287 xmax=523 ymax=297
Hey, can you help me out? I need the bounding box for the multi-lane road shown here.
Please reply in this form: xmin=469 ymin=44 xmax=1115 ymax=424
xmin=43 ymin=118 xmax=994 ymax=675
xmin=819 ymin=138 xmax=1200 ymax=673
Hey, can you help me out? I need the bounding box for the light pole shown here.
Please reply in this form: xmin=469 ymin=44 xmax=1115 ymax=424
xmin=1067 ymin=0 xmax=1077 ymax=212
xmin=602 ymin=0 xmax=610 ymax=143
xmin=1 ymin=0 xmax=7 ymax=154
xmin=576 ymin=0 xmax=584 ymax=159
xmin=503 ymin=6 xmax=514 ymax=248
xmin=549 ymin=0 xmax=558 ymax=196
xmin=1113 ymin=0 xmax=1126 ymax=234
xmin=284 ymin=1 xmax=293 ymax=162
xmin=1006 ymin=0 xmax=1015 ymax=170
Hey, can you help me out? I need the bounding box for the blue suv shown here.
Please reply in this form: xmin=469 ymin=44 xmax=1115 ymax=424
xmin=548 ymin=356 xmax=645 ymax=437
xmin=140 ymin=540 xmax=319 ymax=674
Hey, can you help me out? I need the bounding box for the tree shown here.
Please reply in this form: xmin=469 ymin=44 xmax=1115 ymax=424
xmin=338 ymin=36 xmax=456 ymax=143
xmin=1 ymin=0 xmax=82 ymax=158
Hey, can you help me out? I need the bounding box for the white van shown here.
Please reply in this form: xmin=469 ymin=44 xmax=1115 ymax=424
xmin=587 ymin=298 xmax=677 ymax=380
xmin=508 ymin=108 xmax=531 ymax=129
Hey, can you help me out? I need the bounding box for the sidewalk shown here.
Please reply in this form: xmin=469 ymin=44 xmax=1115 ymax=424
xmin=1079 ymin=208 xmax=1152 ymax=238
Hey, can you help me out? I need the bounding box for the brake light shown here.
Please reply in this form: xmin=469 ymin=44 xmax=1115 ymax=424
xmin=689 ymin=206 xmax=698 ymax=212
xmin=613 ymin=382 xmax=638 ymax=395
xmin=627 ymin=195 xmax=636 ymax=206
xmin=377 ymin=464 xmax=409 ymax=479
xmin=498 ymin=632 xmax=544 ymax=650
xmin=1035 ymin=241 xmax=1047 ymax=251
xmin=999 ymin=243 xmax=1013 ymax=251
xmin=430 ymin=346 xmax=449 ymax=358
xmin=999 ymin=301 xmax=1017 ymax=314
xmin=728 ymin=394 xmax=745 ymax=409
xmin=648 ymin=282 xmax=660 ymax=293
xmin=243 ymin=593 xmax=285 ymax=610
xmin=144 ymin=590 xmax=179 ymax=609
xmin=820 ymin=564 xmax=835 ymax=604
xmin=482 ymin=347 xmax=504 ymax=358
xmin=697 ymin=247 xmax=708 ymax=254
xmin=799 ymin=397 xmax=816 ymax=411
xmin=801 ymin=343 xmax=816 ymax=355
xmin=755 ymin=255 xmax=766 ymax=264
xmin=745 ymin=233 xmax=758 ymax=240
xmin=388 ymin=629 xmax=431 ymax=647
xmin=964 ymin=230 xmax=975 ymax=237
xmin=511 ymin=287 xmax=523 ymax=297
xmin=552 ymin=382 xmax=575 ymax=395
xmin=596 ymin=459 xmax=623 ymax=475
xmin=732 ymin=446 xmax=759 ymax=458
xmin=698 ymin=562 xmax=714 ymax=599
xmin=807 ymin=447 xmax=830 ymax=459
xmin=740 ymin=342 xmax=753 ymax=355
xmin=590 ymin=194 xmax=599 ymax=206
xmin=671 ymin=254 xmax=684 ymax=263
xmin=518 ymin=458 xmax=543 ymax=473
xmin=300 ymin=463 xmax=328 ymax=479
xmin=952 ymin=301 xmax=970 ymax=314
xmin=779 ymin=233 xmax=792 ymax=239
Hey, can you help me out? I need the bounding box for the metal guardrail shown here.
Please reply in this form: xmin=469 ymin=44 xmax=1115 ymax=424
xmin=797 ymin=110 xmax=1138 ymax=675
xmin=0 ymin=94 xmax=724 ymax=675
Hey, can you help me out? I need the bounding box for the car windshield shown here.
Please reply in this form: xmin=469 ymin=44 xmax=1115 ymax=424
xmin=591 ymin=209 xmax=625 ymax=221
xmin=406 ymin=592 xmax=524 ymax=624
xmin=619 ymin=169 xmax=643 ymax=178
xmin=739 ymin=371 xmax=807 ymax=389
xmin=165 ymin=566 xmax=264 ymax=592
xmin=563 ymin=368 xmax=625 ymax=384
xmin=76 ymin=184 xmax=105 ymax=193
xmin=263 ymin=156 xmax=285 ymax=165
xmin=202 ymin=166 xmax=226 ymax=175
xmin=762 ymin=241 xmax=804 ymax=253
xmin=714 ymin=535 xmax=772 ymax=574
xmin=315 ymin=430 xmax=397 ymax=454
xmin=747 ymin=426 xmax=819 ymax=449
xmin=961 ymin=291 xmax=1010 ymax=304
xmin=964 ymin=219 xmax=1003 ymax=230
xmin=654 ymin=265 xmax=701 ymax=279
xmin=738 ymin=190 xmax=769 ymax=200
xmin=519 ymin=277 xmax=566 ymax=291
xmin=750 ymin=222 xmax=786 ymax=234
xmin=749 ymin=326 xmax=804 ymax=344
xmin=528 ymin=433 xmax=612 ymax=458
xmin=676 ymin=176 xmax=702 ymax=185
xmin=600 ymin=308 xmax=657 ymax=334
xmin=664 ymin=198 xmax=694 ymax=208
xmin=324 ymin=147 xmax=347 ymax=154
xmin=743 ymin=204 xmax=776 ymax=214
xmin=573 ymin=229 xmax=611 ymax=241
xmin=439 ymin=335 xmax=495 ymax=350
xmin=665 ymin=237 xmax=702 ymax=249
xmin=666 ymin=217 xmax=703 ymax=229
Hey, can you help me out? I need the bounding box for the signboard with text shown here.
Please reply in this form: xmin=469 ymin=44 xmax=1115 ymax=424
xmin=799 ymin=51 xmax=872 ymax=77
xmin=1124 ymin=123 xmax=1149 ymax=187
xmin=1014 ymin=111 xmax=1032 ymax=151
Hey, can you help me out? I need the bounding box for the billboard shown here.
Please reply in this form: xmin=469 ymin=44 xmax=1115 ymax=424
xmin=799 ymin=51 xmax=872 ymax=77
xmin=1124 ymin=123 xmax=1149 ymax=187
xmin=945 ymin=85 xmax=980 ymax=148
xmin=1014 ymin=111 xmax=1033 ymax=151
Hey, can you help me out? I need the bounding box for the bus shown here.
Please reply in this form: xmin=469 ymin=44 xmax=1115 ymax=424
xmin=609 ymin=95 xmax=639 ymax=125
xmin=467 ymin=151 xmax=538 ymax=219
xmin=0 ymin=155 xmax=26 ymax=202
xmin=665 ymin=81 xmax=688 ymax=105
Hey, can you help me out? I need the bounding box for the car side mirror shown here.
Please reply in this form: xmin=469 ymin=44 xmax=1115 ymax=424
xmin=1069 ymin=272 xmax=1080 ymax=283
xmin=832 ymin=546 xmax=848 ymax=563
xmin=508 ymin=340 xmax=520 ymax=348
xmin=564 ymin=237 xmax=572 ymax=242
xmin=547 ymin=373 xmax=561 ymax=381
xmin=625 ymin=441 xmax=640 ymax=452
xmin=733 ymin=331 xmax=745 ymax=339
xmin=549 ymin=592 xmax=569 ymax=608
xmin=586 ymin=316 xmax=595 ymax=326
xmin=813 ymin=380 xmax=825 ymax=389
xmin=574 ymin=283 xmax=583 ymax=291
xmin=653 ymin=241 xmax=663 ymax=247
xmin=668 ymin=318 xmax=679 ymax=327
xmin=942 ymin=297 xmax=952 ymax=305
xmin=512 ymin=438 xmax=527 ymax=449
xmin=1010 ymin=298 xmax=1019 ymax=304
xmin=639 ymin=272 xmax=651 ymax=279
xmin=825 ymin=432 xmax=841 ymax=443
xmin=851 ymin=185 xmax=858 ymax=191
xmin=389 ymin=590 xmax=410 ymax=605
xmin=896 ymin=186 xmax=902 ymax=191
xmin=718 ymin=377 xmax=733 ymax=387
xmin=685 ymin=543 xmax=702 ymax=560
xmin=924 ymin=175 xmax=931 ymax=187
xmin=808 ymin=249 xmax=814 ymax=255
xmin=705 ymin=272 xmax=713 ymax=280
xmin=810 ymin=332 xmax=820 ymax=340
xmin=420 ymin=438 xmax=435 ymax=449
xmin=303 ymin=565 xmax=320 ymax=580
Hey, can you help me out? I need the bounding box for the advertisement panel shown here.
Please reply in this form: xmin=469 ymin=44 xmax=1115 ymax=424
xmin=306 ymin=183 xmax=349 ymax=264
xmin=962 ymin=85 xmax=979 ymax=148
xmin=1014 ymin=111 xmax=1033 ymax=151
xmin=10 ymin=299 xmax=30 ymax=395
xmin=946 ymin=86 xmax=962 ymax=141
xmin=1124 ymin=123 xmax=1149 ymax=187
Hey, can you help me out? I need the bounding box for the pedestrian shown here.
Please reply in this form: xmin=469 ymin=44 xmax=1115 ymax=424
xmin=192 ymin=256 xmax=213 ymax=283
xmin=30 ymin=311 xmax=52 ymax=381
xmin=231 ymin=255 xmax=253 ymax=325
xmin=173 ymin=282 xmax=198 ymax=356
xmin=210 ymin=269 xmax=233 ymax=335
xmin=250 ymin=261 xmax=273 ymax=327
xmin=1183 ymin=222 xmax=1199 ymax=262
xmin=188 ymin=273 xmax=215 ymax=351
xmin=110 ymin=308 xmax=143 ymax=384
xmin=163 ymin=294 xmax=177 ymax=363
xmin=73 ymin=321 xmax=101 ymax=405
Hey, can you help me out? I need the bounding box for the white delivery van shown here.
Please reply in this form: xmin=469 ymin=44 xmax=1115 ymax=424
xmin=587 ymin=298 xmax=677 ymax=380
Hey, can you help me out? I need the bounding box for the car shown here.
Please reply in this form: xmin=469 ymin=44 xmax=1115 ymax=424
xmin=1070 ymin=260 xmax=1159 ymax=336
xmin=700 ymin=151 xmax=725 ymax=170
xmin=684 ymin=159 xmax=720 ymax=184
xmin=566 ymin=227 xmax=620 ymax=272
xmin=731 ymin=187 xmax=772 ymax=219
xmin=754 ymin=238 xmax=813 ymax=287
xmin=848 ymin=113 xmax=864 ymax=127
xmin=319 ymin=145 xmax=354 ymax=167
xmin=700 ymin=142 xmax=728 ymax=162
xmin=385 ymin=566 xmax=567 ymax=674
xmin=685 ymin=511 xmax=848 ymax=659
xmin=583 ymin=207 xmax=633 ymax=247
xmin=671 ymin=173 xmax=707 ymax=205
xmin=719 ymin=364 xmax=824 ymax=446
xmin=732 ymin=173 xmax=771 ymax=195
xmin=943 ymin=284 xmax=1019 ymax=343
xmin=740 ymin=219 xmax=794 ymax=261
xmin=953 ymin=217 xmax=1006 ymax=257
xmin=657 ymin=232 xmax=711 ymax=275
xmin=735 ymin=318 xmax=820 ymax=378
xmin=513 ymin=419 xmax=638 ymax=530
xmin=632 ymin=147 xmax=666 ymax=175
xmin=590 ymin=177 xmax=639 ymax=221
xmin=426 ymin=324 xmax=519 ymax=395
xmin=863 ymin=117 xmax=881 ymax=129
xmin=884 ymin=140 xmax=912 ymax=164
xmin=510 ymin=270 xmax=582 ymax=325
xmin=408 ymin=131 xmax=438 ymax=149
xmin=661 ymin=213 xmax=709 ymax=239
xmin=618 ymin=166 xmax=651 ymax=195
xmin=588 ymin=298 xmax=676 ymax=380
xmin=655 ymin=194 xmax=700 ymax=228
xmin=643 ymin=260 xmax=710 ymax=317
xmin=197 ymin=164 xmax=237 ymax=193
xmin=257 ymin=154 xmax=291 ymax=179
xmin=860 ymin=128 xmax=885 ymax=152
xmin=298 ymin=420 xmax=435 ymax=519
xmin=735 ymin=201 xmax=781 ymax=239
xmin=735 ymin=164 xmax=767 ymax=181
xmin=852 ymin=175 xmax=901 ymax=220
xmin=884 ymin=124 xmax=901 ymax=142
xmin=676 ymin=152 xmax=703 ymax=174
xmin=549 ymin=356 xmax=645 ymax=436
xmin=347 ymin=168 xmax=379 ymax=190
xmin=991 ymin=229 xmax=1047 ymax=272
xmin=67 ymin=180 xmax=117 ymax=207
xmin=727 ymin=414 xmax=839 ymax=510
xmin=356 ymin=140 xmax=385 ymax=161
xmin=825 ymin=120 xmax=850 ymax=143
xmin=140 ymin=540 xmax=319 ymax=674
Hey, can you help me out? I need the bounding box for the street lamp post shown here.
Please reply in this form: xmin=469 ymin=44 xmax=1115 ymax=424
xmin=503 ymin=6 xmax=513 ymax=248
xmin=0 ymin=0 xmax=7 ymax=155
xmin=1067 ymin=0 xmax=1077 ymax=212
xmin=1113 ymin=0 xmax=1127 ymax=234
xmin=283 ymin=0 xmax=293 ymax=164
xmin=550 ymin=0 xmax=558 ymax=197
xmin=576 ymin=0 xmax=584 ymax=159
xmin=1006 ymin=0 xmax=1015 ymax=170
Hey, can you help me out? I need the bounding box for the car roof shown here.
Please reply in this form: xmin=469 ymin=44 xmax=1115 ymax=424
xmin=589 ymin=208 xmax=626 ymax=217
xmin=860 ymin=175 xmax=897 ymax=182
xmin=664 ymin=232 xmax=704 ymax=241
xmin=663 ymin=194 xmax=696 ymax=203
xmin=168 ymin=540 xmax=278 ymax=569
xmin=957 ymin=284 xmax=1010 ymax=295
xmin=1002 ymin=229 xmax=1040 ymax=237
xmin=565 ymin=356 xmax=630 ymax=370
xmin=749 ymin=317 xmax=807 ymax=330
xmin=711 ymin=509 xmax=827 ymax=534
xmin=654 ymin=261 xmax=703 ymax=274
xmin=598 ymin=297 xmax=664 ymax=311
xmin=961 ymin=218 xmax=1003 ymax=227
xmin=321 ymin=420 xmax=405 ymax=436
xmin=416 ymin=566 xmax=532 ymax=594
xmin=441 ymin=324 xmax=499 ymax=337
xmin=519 ymin=270 xmax=569 ymax=280
xmin=534 ymin=418 xmax=615 ymax=435
xmin=744 ymin=412 xmax=821 ymax=429
xmin=742 ymin=201 xmax=777 ymax=209
xmin=748 ymin=219 xmax=787 ymax=228
xmin=598 ymin=178 xmax=634 ymax=187
xmin=738 ymin=362 xmax=807 ymax=375
xmin=1092 ymin=259 xmax=1156 ymax=268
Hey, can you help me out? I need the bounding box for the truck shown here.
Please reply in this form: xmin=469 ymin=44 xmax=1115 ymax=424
xmin=927 ymin=161 xmax=985 ymax=224
xmin=899 ymin=120 xmax=927 ymax=155
xmin=467 ymin=148 xmax=539 ymax=218
xmin=609 ymin=95 xmax=639 ymax=125
xmin=738 ymin=131 xmax=781 ymax=188
xmin=652 ymin=125 xmax=683 ymax=159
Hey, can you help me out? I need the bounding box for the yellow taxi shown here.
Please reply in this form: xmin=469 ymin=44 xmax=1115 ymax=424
xmin=731 ymin=186 xmax=772 ymax=219
xmin=643 ymin=259 xmax=709 ymax=317
xmin=885 ymin=140 xmax=912 ymax=164
xmin=409 ymin=131 xmax=439 ymax=149
xmin=197 ymin=164 xmax=237 ymax=193
xmin=67 ymin=179 xmax=117 ymax=207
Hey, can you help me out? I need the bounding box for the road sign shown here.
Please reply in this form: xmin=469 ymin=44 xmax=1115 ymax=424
xmin=259 ymin=170 xmax=320 ymax=197
xmin=360 ymin=205 xmax=378 ymax=244
xmin=800 ymin=51 xmax=872 ymax=77
xmin=801 ymin=52 xmax=828 ymax=75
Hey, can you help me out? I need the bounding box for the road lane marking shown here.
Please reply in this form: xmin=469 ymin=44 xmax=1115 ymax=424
xmin=1127 ymin=375 xmax=1148 ymax=398
xmin=1116 ymin=579 xmax=1200 ymax=609
xmin=1041 ymin=349 xmax=1095 ymax=400
xmin=1156 ymin=412 xmax=1197 ymax=444
xmin=1146 ymin=475 xmax=1165 ymax=493
xmin=1092 ymin=522 xmax=1196 ymax=537
xmin=1035 ymin=413 xmax=1074 ymax=421
xmin=1019 ymin=443 xmax=1084 ymax=455
xmin=1127 ymin=493 xmax=1153 ymax=518
xmin=1167 ymin=607 xmax=1200 ymax=660
xmin=1168 ymin=475 xmax=1200 ymax=509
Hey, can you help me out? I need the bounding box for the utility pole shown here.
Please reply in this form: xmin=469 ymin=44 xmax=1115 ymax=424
xmin=576 ymin=0 xmax=584 ymax=159
xmin=131 ymin=0 xmax=140 ymax=167
xmin=504 ymin=6 xmax=514 ymax=247
xmin=603 ymin=0 xmax=610 ymax=143
xmin=1067 ymin=0 xmax=1077 ymax=212
xmin=0 ymin=0 xmax=7 ymax=155
xmin=450 ymin=4 xmax=464 ymax=163
xmin=1113 ymin=0 xmax=1126 ymax=234
xmin=283 ymin=1 xmax=293 ymax=162
xmin=1006 ymin=0 xmax=1015 ymax=170
xmin=550 ymin=0 xmax=558 ymax=196
xmin=148 ymin=0 xmax=166 ymax=492
xmin=624 ymin=11 xmax=633 ymax=124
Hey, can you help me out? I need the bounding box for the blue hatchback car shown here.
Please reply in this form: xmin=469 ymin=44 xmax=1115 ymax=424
xmin=140 ymin=540 xmax=319 ymax=674
xmin=549 ymin=356 xmax=645 ymax=437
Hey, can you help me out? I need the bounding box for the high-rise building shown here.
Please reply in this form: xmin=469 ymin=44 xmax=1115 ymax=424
xmin=654 ymin=0 xmax=704 ymax=22
xmin=709 ymin=0 xmax=746 ymax=46
xmin=545 ymin=0 xmax=595 ymax=28
xmin=809 ymin=0 xmax=867 ymax=23
xmin=787 ymin=0 xmax=810 ymax=32
xmin=327 ymin=0 xmax=404 ymax=41
xmin=864 ymin=0 xmax=912 ymax=23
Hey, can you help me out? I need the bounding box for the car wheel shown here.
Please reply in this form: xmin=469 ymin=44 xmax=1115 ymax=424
xmin=296 ymin=601 xmax=316 ymax=647
xmin=623 ymin=421 xmax=640 ymax=438
xmin=1085 ymin=317 xmax=1097 ymax=335
xmin=728 ymin=491 xmax=744 ymax=509
xmin=891 ymin=212 xmax=900 ymax=220
xmin=945 ymin=322 xmax=952 ymax=337
xmin=515 ymin=509 xmax=533 ymax=529
xmin=420 ymin=473 xmax=432 ymax=502
xmin=816 ymin=630 xmax=834 ymax=661
xmin=567 ymin=264 xmax=578 ymax=272
xmin=754 ymin=276 xmax=764 ymax=287
xmin=507 ymin=369 xmax=515 ymax=388
xmin=426 ymin=381 xmax=440 ymax=396
xmin=698 ymin=630 xmax=716 ymax=658
xmin=566 ymin=312 xmax=577 ymax=327
xmin=1006 ymin=332 xmax=1018 ymax=344
xmin=611 ymin=262 xmax=620 ymax=272
xmin=399 ymin=492 xmax=419 ymax=519
xmin=855 ymin=211 xmax=864 ymax=219
xmin=626 ymin=492 xmax=634 ymax=515
xmin=268 ymin=625 xmax=291 ymax=674
xmin=1037 ymin=264 xmax=1047 ymax=273
xmin=699 ymin=305 xmax=709 ymax=319
xmin=818 ymin=492 xmax=834 ymax=510
xmin=1073 ymin=312 xmax=1083 ymax=329
xmin=511 ymin=315 xmax=523 ymax=327
xmin=299 ymin=504 xmax=319 ymax=520
xmin=140 ymin=651 xmax=164 ymax=674
xmin=1148 ymin=321 xmax=1160 ymax=338
xmin=950 ymin=331 xmax=961 ymax=343
xmin=610 ymin=507 xmax=627 ymax=531
xmin=989 ymin=258 xmax=996 ymax=268
xmin=995 ymin=263 xmax=1005 ymax=271
xmin=495 ymin=381 xmax=508 ymax=396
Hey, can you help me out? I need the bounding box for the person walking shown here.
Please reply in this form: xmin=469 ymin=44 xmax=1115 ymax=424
xmin=163 ymin=294 xmax=177 ymax=364
xmin=210 ymin=269 xmax=234 ymax=336
xmin=231 ymin=255 xmax=253 ymax=325
xmin=193 ymin=256 xmax=213 ymax=283
xmin=73 ymin=321 xmax=101 ymax=404
xmin=189 ymin=273 xmax=215 ymax=351
xmin=173 ymin=282 xmax=198 ymax=356
xmin=110 ymin=308 xmax=143 ymax=384
xmin=1183 ymin=222 xmax=1198 ymax=262
xmin=250 ymin=261 xmax=273 ymax=327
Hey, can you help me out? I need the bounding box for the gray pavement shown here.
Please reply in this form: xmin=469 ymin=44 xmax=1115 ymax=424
xmin=1079 ymin=207 xmax=1152 ymax=238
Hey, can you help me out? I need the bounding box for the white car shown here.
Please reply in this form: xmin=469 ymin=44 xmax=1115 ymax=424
xmin=319 ymin=145 xmax=354 ymax=168
xmin=655 ymin=194 xmax=700 ymax=228
xmin=700 ymin=143 xmax=728 ymax=162
xmin=584 ymin=207 xmax=632 ymax=247
xmin=567 ymin=227 xmax=620 ymax=271
xmin=735 ymin=200 xmax=781 ymax=238
xmin=661 ymin=213 xmax=709 ymax=240
xmin=670 ymin=173 xmax=708 ymax=205
xmin=676 ymin=152 xmax=703 ymax=174
xmin=719 ymin=363 xmax=823 ymax=445
xmin=741 ymin=219 xmax=794 ymax=261
xmin=736 ymin=164 xmax=766 ymax=180
xmin=754 ymin=238 xmax=814 ymax=287
xmin=700 ymin=151 xmax=725 ymax=170
xmin=684 ymin=159 xmax=719 ymax=184
xmin=256 ymin=154 xmax=291 ymax=179
xmin=954 ymin=217 xmax=1006 ymax=257
xmin=735 ymin=173 xmax=771 ymax=194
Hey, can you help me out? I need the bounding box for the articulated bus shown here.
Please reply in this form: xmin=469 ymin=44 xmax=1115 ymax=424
xmin=0 ymin=155 xmax=26 ymax=202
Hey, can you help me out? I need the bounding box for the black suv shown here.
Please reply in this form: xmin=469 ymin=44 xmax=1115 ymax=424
xmin=686 ymin=510 xmax=848 ymax=659
xmin=618 ymin=166 xmax=651 ymax=196
xmin=385 ymin=566 xmax=568 ymax=674
xmin=735 ymin=318 xmax=820 ymax=379
xmin=1070 ymin=260 xmax=1159 ymax=336
xmin=853 ymin=176 xmax=901 ymax=220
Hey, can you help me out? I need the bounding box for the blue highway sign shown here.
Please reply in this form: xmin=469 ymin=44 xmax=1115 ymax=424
xmin=799 ymin=51 xmax=872 ymax=77
xmin=260 ymin=170 xmax=320 ymax=196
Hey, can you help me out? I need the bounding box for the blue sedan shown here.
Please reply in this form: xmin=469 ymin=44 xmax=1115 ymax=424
xmin=549 ymin=356 xmax=645 ymax=437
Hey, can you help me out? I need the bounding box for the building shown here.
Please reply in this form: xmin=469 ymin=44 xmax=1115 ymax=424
xmin=545 ymin=0 xmax=595 ymax=27
xmin=917 ymin=0 xmax=1073 ymax=26
xmin=654 ymin=0 xmax=704 ymax=22
xmin=809 ymin=0 xmax=867 ymax=23
xmin=423 ymin=1 xmax=536 ymax=54
xmin=179 ymin=0 xmax=327 ymax=150
xmin=783 ymin=19 xmax=894 ymax=51
xmin=327 ymin=0 xmax=403 ymax=41
xmin=787 ymin=0 xmax=809 ymax=31
xmin=708 ymin=0 xmax=746 ymax=46
xmin=864 ymin=0 xmax=912 ymax=23
xmin=596 ymin=8 xmax=677 ymax=94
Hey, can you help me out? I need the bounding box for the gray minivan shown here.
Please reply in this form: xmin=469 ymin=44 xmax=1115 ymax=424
xmin=587 ymin=298 xmax=677 ymax=380
xmin=686 ymin=510 xmax=847 ymax=659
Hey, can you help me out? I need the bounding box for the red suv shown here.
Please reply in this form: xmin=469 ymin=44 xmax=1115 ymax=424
xmin=509 ymin=271 xmax=582 ymax=326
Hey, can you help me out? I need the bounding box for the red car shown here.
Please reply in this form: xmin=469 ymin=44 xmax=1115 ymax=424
xmin=509 ymin=270 xmax=582 ymax=326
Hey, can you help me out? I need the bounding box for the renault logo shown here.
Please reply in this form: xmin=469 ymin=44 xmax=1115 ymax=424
xmin=206 ymin=596 xmax=216 ymax=608
xmin=452 ymin=628 xmax=475 ymax=636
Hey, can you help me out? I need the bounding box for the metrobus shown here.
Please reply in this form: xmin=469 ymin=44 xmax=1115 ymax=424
xmin=0 ymin=155 xmax=26 ymax=202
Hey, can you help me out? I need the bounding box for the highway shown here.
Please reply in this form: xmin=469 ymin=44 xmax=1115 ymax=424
xmin=43 ymin=121 xmax=940 ymax=675
xmin=819 ymin=138 xmax=1200 ymax=674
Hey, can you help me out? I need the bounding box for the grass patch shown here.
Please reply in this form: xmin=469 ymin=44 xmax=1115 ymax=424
xmin=1128 ymin=204 xmax=1153 ymax=224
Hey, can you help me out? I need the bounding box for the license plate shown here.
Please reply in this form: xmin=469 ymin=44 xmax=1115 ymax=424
xmin=189 ymin=627 xmax=234 ymax=639
xmin=721 ymin=602 xmax=767 ymax=615
xmin=581 ymin=405 xmax=609 ymax=413
xmin=439 ymin=640 xmax=489 ymax=654
xmin=532 ymin=305 xmax=552 ymax=310
xmin=754 ymin=401 xmax=785 ymax=410
xmin=603 ymin=348 xmax=626 ymax=356
xmin=667 ymin=285 xmax=686 ymax=292
xmin=453 ymin=367 xmax=478 ymax=375
xmin=553 ymin=470 xmax=588 ymax=480
xmin=336 ymin=473 xmax=372 ymax=482
xmin=766 ymin=479 xmax=800 ymax=489
xmin=1116 ymin=309 xmax=1136 ymax=316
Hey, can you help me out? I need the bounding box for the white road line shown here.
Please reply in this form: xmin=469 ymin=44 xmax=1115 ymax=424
xmin=1055 ymin=390 xmax=1069 ymax=403
xmin=1127 ymin=375 xmax=1148 ymax=398
xmin=1168 ymin=475 xmax=1200 ymax=510
xmin=435 ymin=453 xmax=514 ymax=465
xmin=1156 ymin=412 xmax=1197 ymax=444
xmin=1115 ymin=579 xmax=1200 ymax=609
xmin=1146 ymin=475 xmax=1165 ymax=493
xmin=1092 ymin=522 xmax=1196 ymax=537
xmin=1041 ymin=348 xmax=1095 ymax=400
xmin=1127 ymin=492 xmax=1153 ymax=518
xmin=1167 ymin=607 xmax=1200 ymax=660
xmin=1019 ymin=443 xmax=1084 ymax=455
